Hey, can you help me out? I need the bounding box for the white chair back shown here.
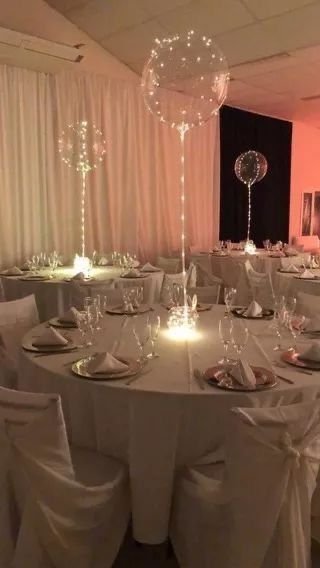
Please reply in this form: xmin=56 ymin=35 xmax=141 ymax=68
xmin=297 ymin=291 xmax=320 ymax=318
xmin=226 ymin=400 xmax=320 ymax=568
xmin=0 ymin=295 xmax=39 ymax=360
xmin=244 ymin=260 xmax=275 ymax=308
xmin=156 ymin=256 xmax=181 ymax=274
xmin=195 ymin=263 xmax=222 ymax=287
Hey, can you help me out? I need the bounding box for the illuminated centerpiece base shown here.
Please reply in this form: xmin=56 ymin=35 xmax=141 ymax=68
xmin=244 ymin=240 xmax=256 ymax=255
xmin=167 ymin=306 xmax=198 ymax=341
xmin=73 ymin=254 xmax=92 ymax=278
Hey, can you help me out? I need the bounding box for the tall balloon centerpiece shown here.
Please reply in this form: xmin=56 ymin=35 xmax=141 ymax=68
xmin=234 ymin=150 xmax=267 ymax=253
xmin=141 ymin=30 xmax=229 ymax=337
xmin=58 ymin=120 xmax=106 ymax=275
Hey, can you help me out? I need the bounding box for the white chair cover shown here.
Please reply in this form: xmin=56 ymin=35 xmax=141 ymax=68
xmin=0 ymin=295 xmax=39 ymax=360
xmin=0 ymin=345 xmax=17 ymax=388
xmin=156 ymin=256 xmax=181 ymax=274
xmin=297 ymin=291 xmax=320 ymax=318
xmin=0 ymin=386 xmax=129 ymax=568
xmin=160 ymin=273 xmax=184 ymax=304
xmin=187 ymin=285 xmax=220 ymax=305
xmin=244 ymin=260 xmax=275 ymax=308
xmin=170 ymin=400 xmax=320 ymax=568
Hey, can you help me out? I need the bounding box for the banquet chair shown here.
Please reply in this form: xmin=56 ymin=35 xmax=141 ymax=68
xmin=0 ymin=294 xmax=39 ymax=361
xmin=244 ymin=259 xmax=275 ymax=308
xmin=0 ymin=278 xmax=5 ymax=301
xmin=0 ymin=386 xmax=130 ymax=568
xmin=170 ymin=400 xmax=320 ymax=568
xmin=296 ymin=291 xmax=320 ymax=318
xmin=156 ymin=256 xmax=181 ymax=274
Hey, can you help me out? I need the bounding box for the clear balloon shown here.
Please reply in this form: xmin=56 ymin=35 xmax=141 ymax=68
xmin=58 ymin=120 xmax=106 ymax=173
xmin=141 ymin=30 xmax=229 ymax=131
xmin=234 ymin=150 xmax=268 ymax=186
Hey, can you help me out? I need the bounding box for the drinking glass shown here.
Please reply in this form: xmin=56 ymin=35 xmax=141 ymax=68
xmin=133 ymin=318 xmax=150 ymax=362
xmin=231 ymin=320 xmax=249 ymax=362
xmin=273 ymin=308 xmax=288 ymax=351
xmin=147 ymin=314 xmax=160 ymax=359
xmin=224 ymin=287 xmax=237 ymax=316
xmin=77 ymin=311 xmax=92 ymax=347
xmin=287 ymin=313 xmax=306 ymax=352
xmin=84 ymin=296 xmax=95 ymax=311
xmin=218 ymin=317 xmax=233 ymax=365
xmin=285 ymin=296 xmax=297 ymax=316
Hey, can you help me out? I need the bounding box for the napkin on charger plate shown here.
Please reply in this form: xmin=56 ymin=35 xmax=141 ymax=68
xmin=71 ymin=272 xmax=85 ymax=280
xmin=123 ymin=268 xmax=141 ymax=277
xmin=33 ymin=327 xmax=68 ymax=347
xmin=140 ymin=262 xmax=159 ymax=272
xmin=98 ymin=256 xmax=111 ymax=266
xmin=59 ymin=306 xmax=83 ymax=324
xmin=231 ymin=358 xmax=256 ymax=387
xmin=87 ymin=352 xmax=129 ymax=374
xmin=285 ymin=264 xmax=300 ymax=273
xmin=299 ymin=341 xmax=320 ymax=362
xmin=304 ymin=315 xmax=320 ymax=333
xmin=299 ymin=269 xmax=315 ymax=279
xmin=243 ymin=300 xmax=263 ymax=317
xmin=3 ymin=266 xmax=24 ymax=276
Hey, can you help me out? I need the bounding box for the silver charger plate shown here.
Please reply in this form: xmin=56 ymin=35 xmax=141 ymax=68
xmin=232 ymin=307 xmax=274 ymax=320
xmin=204 ymin=365 xmax=277 ymax=392
xmin=106 ymin=304 xmax=151 ymax=315
xmin=120 ymin=274 xmax=146 ymax=279
xmin=20 ymin=275 xmax=50 ymax=281
xmin=49 ymin=317 xmax=78 ymax=329
xmin=163 ymin=303 xmax=212 ymax=312
xmin=71 ymin=355 xmax=141 ymax=380
xmin=282 ymin=350 xmax=320 ymax=371
xmin=293 ymin=275 xmax=320 ymax=281
xmin=22 ymin=335 xmax=76 ymax=353
xmin=278 ymin=269 xmax=301 ymax=274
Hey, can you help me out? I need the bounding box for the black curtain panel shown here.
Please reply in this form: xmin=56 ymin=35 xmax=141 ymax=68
xmin=219 ymin=105 xmax=292 ymax=246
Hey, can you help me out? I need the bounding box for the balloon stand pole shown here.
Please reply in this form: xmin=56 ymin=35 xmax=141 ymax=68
xmin=247 ymin=182 xmax=251 ymax=242
xmin=178 ymin=123 xmax=189 ymax=309
xmin=81 ymin=169 xmax=86 ymax=258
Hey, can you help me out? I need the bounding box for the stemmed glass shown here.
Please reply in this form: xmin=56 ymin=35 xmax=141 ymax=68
xmin=133 ymin=318 xmax=150 ymax=362
xmin=287 ymin=313 xmax=306 ymax=353
xmin=231 ymin=320 xmax=249 ymax=363
xmin=224 ymin=287 xmax=237 ymax=317
xmin=147 ymin=314 xmax=160 ymax=359
xmin=285 ymin=296 xmax=297 ymax=317
xmin=172 ymin=283 xmax=184 ymax=306
xmin=273 ymin=307 xmax=288 ymax=351
xmin=76 ymin=311 xmax=93 ymax=347
xmin=218 ymin=317 xmax=233 ymax=365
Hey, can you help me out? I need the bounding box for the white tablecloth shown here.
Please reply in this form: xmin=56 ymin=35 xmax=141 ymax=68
xmin=2 ymin=267 xmax=164 ymax=321
xmin=275 ymin=269 xmax=320 ymax=297
xmin=18 ymin=305 xmax=320 ymax=543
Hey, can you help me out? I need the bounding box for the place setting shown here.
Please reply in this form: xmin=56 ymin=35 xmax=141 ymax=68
xmin=231 ymin=300 xmax=274 ymax=320
xmin=22 ymin=325 xmax=77 ymax=354
xmin=106 ymin=287 xmax=152 ymax=316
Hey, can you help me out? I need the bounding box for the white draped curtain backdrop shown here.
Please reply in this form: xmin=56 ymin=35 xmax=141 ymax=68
xmin=0 ymin=65 xmax=220 ymax=266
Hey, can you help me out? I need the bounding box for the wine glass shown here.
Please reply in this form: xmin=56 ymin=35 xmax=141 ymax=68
xmin=287 ymin=313 xmax=306 ymax=353
xmin=77 ymin=311 xmax=92 ymax=347
xmin=285 ymin=296 xmax=297 ymax=317
xmin=133 ymin=318 xmax=150 ymax=362
xmin=273 ymin=307 xmax=288 ymax=351
xmin=231 ymin=320 xmax=249 ymax=363
xmin=218 ymin=317 xmax=233 ymax=365
xmin=147 ymin=314 xmax=160 ymax=359
xmin=224 ymin=287 xmax=236 ymax=317
xmin=172 ymin=283 xmax=184 ymax=306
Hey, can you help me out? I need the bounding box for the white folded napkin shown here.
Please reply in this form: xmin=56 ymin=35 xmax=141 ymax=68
xmin=286 ymin=264 xmax=300 ymax=273
xmin=59 ymin=307 xmax=82 ymax=324
xmin=311 ymin=259 xmax=319 ymax=268
xmin=98 ymin=256 xmax=111 ymax=266
xmin=87 ymin=352 xmax=129 ymax=374
xmin=123 ymin=268 xmax=141 ymax=277
xmin=299 ymin=269 xmax=315 ymax=279
xmin=305 ymin=315 xmax=320 ymax=333
xmin=243 ymin=300 xmax=263 ymax=317
xmin=141 ymin=262 xmax=159 ymax=272
xmin=33 ymin=327 xmax=68 ymax=347
xmin=231 ymin=359 xmax=256 ymax=387
xmin=72 ymin=272 xmax=85 ymax=280
xmin=4 ymin=266 xmax=23 ymax=275
xmin=299 ymin=341 xmax=320 ymax=362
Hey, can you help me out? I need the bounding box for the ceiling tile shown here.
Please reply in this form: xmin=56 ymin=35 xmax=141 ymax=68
xmin=215 ymin=23 xmax=283 ymax=66
xmin=242 ymin=0 xmax=316 ymax=20
xmin=242 ymin=63 xmax=320 ymax=99
xmin=137 ymin=0 xmax=191 ymax=18
xmin=67 ymin=0 xmax=149 ymax=41
xmin=230 ymin=53 xmax=299 ymax=79
xmin=101 ymin=20 xmax=168 ymax=62
xmin=46 ymin=0 xmax=89 ymax=13
xmin=157 ymin=0 xmax=253 ymax=37
xmin=262 ymin=3 xmax=320 ymax=52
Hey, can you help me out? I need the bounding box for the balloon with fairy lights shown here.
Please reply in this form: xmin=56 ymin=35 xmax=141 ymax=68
xmin=234 ymin=150 xmax=268 ymax=243
xmin=58 ymin=120 xmax=106 ymax=275
xmin=141 ymin=30 xmax=229 ymax=334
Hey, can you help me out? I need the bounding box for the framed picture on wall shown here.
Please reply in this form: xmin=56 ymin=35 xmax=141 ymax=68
xmin=313 ymin=191 xmax=320 ymax=237
xmin=302 ymin=192 xmax=313 ymax=236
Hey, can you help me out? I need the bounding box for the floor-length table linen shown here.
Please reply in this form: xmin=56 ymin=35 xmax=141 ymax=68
xmin=2 ymin=267 xmax=164 ymax=321
xmin=18 ymin=305 xmax=320 ymax=544
xmin=275 ymin=269 xmax=320 ymax=298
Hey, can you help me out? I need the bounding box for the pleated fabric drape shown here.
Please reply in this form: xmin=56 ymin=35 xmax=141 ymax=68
xmin=0 ymin=65 xmax=220 ymax=266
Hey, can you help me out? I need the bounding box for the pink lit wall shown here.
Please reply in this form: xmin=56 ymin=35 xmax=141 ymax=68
xmin=290 ymin=121 xmax=320 ymax=241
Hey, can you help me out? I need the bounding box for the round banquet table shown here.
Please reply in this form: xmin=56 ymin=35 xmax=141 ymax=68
xmin=18 ymin=305 xmax=320 ymax=544
xmin=275 ymin=268 xmax=320 ymax=297
xmin=1 ymin=266 xmax=164 ymax=322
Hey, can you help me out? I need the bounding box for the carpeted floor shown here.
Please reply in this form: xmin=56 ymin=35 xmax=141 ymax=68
xmin=113 ymin=532 xmax=320 ymax=567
